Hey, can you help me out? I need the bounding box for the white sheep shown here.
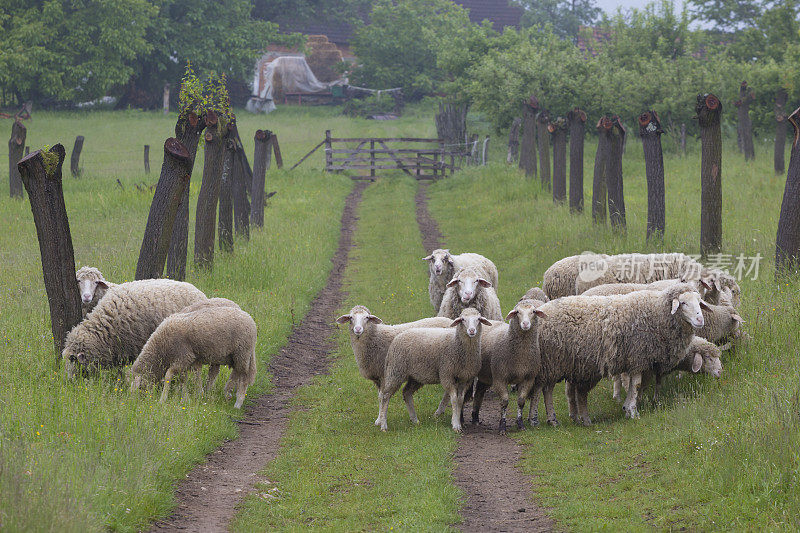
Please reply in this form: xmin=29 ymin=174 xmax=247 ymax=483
xmin=520 ymin=286 xmax=549 ymax=303
xmin=62 ymin=279 xmax=207 ymax=378
xmin=580 ymin=278 xmax=710 ymax=298
xmin=437 ymin=265 xmax=502 ymax=321
xmin=130 ymin=306 xmax=257 ymax=408
xmin=76 ymin=266 xmax=115 ymax=317
xmin=542 ymin=253 xmax=609 ymax=299
xmin=424 ymin=249 xmax=499 ymax=311
xmin=377 ymin=308 xmax=491 ymax=432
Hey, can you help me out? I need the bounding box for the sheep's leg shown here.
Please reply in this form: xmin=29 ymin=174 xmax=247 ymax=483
xmin=224 ymin=372 xmax=237 ymax=400
xmin=434 ymin=392 xmax=450 ymax=417
xmin=652 ymin=372 xmax=662 ymax=404
xmin=612 ymin=375 xmax=624 ymax=403
xmin=471 ymin=380 xmax=489 ymax=425
xmin=402 ymin=379 xmax=423 ymax=424
xmin=575 ymin=384 xmax=592 ymax=426
xmin=377 ymin=380 xmax=402 ymax=431
xmin=543 ymin=385 xmax=559 ymax=426
xmin=566 ymin=381 xmax=580 ymax=421
xmin=494 ymin=383 xmax=510 ymax=435
xmin=234 ymin=374 xmax=247 ymax=409
xmin=623 ymin=373 xmax=642 ymax=419
xmin=516 ymin=380 xmax=534 ymax=430
xmin=445 ymin=380 xmax=462 ymax=433
xmin=205 ymin=364 xmax=221 ymax=393
xmin=528 ymin=386 xmax=541 ymax=427
xmin=160 ymin=368 xmax=176 ymax=404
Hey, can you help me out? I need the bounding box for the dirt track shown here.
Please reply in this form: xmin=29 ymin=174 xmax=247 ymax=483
xmin=151 ymin=181 xmax=368 ymax=533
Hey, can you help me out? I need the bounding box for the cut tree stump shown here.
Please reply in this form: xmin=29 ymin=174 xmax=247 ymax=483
xmin=507 ymin=117 xmax=521 ymax=164
xmin=144 ymin=144 xmax=150 ymax=174
xmin=194 ymin=111 xmax=226 ymax=269
xmin=219 ymin=120 xmax=236 ymax=253
xmin=775 ymin=88 xmax=788 ymax=174
xmin=536 ymin=110 xmax=551 ymax=189
xmin=8 ymin=119 xmax=26 ymax=198
xmin=271 ymin=134 xmax=283 ymax=168
xmin=775 ymin=106 xmax=800 ymax=275
xmin=735 ymin=81 xmax=755 ymax=161
xmin=230 ymin=124 xmax=251 ymax=239
xmin=18 ymin=144 xmax=82 ymax=360
xmin=70 ymin=135 xmax=84 ymax=177
xmin=592 ymin=116 xmax=612 ymax=224
xmin=135 ymin=138 xmax=192 ymax=280
xmin=519 ymin=97 xmax=538 ymax=178
xmin=607 ymin=116 xmax=626 ymax=231
xmin=639 ymin=110 xmax=666 ymax=240
xmin=549 ymin=117 xmax=568 ymax=203
xmin=250 ymin=129 xmax=272 ymax=228
xmin=696 ymin=94 xmax=723 ymax=257
xmin=568 ymin=108 xmax=586 ymax=213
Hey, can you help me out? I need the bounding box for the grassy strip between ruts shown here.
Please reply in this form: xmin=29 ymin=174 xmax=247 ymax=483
xmin=426 ymin=140 xmax=800 ymax=530
xmin=0 ymin=166 xmax=351 ymax=532
xmin=231 ymin=177 xmax=463 ymax=531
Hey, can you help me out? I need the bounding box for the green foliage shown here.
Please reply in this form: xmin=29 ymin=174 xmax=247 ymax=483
xmin=201 ymin=72 xmax=231 ymax=125
xmin=517 ymin=0 xmax=601 ymax=38
xmin=39 ymin=145 xmax=58 ymax=176
xmin=177 ymin=63 xmax=204 ymax=119
xmin=341 ymin=95 xmax=397 ymax=117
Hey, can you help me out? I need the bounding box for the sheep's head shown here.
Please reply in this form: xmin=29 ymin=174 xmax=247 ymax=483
xmin=76 ymin=266 xmax=110 ymax=304
xmin=701 ymin=270 xmax=741 ymax=307
xmin=450 ymin=308 xmax=492 ymax=338
xmin=687 ymin=342 xmax=723 ymax=378
xmin=423 ymin=249 xmax=452 ymax=276
xmin=668 ymin=284 xmax=707 ymax=329
xmin=447 ymin=267 xmax=491 ymax=305
xmin=506 ymin=299 xmax=546 ymax=331
xmin=61 ymin=346 xmax=92 ymax=379
xmin=336 ymin=305 xmax=382 ymax=337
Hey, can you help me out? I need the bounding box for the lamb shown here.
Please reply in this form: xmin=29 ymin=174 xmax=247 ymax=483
xmin=424 ymin=249 xmax=499 ymax=311
xmin=376 ymin=308 xmax=492 ymax=432
xmin=573 ymin=253 xmax=707 ymax=295
xmin=335 ymin=305 xmax=452 ymax=391
xmin=76 ymin=266 xmax=115 ymax=317
xmin=520 ymin=286 xmax=549 ymax=303
xmin=437 ymin=265 xmax=502 ymax=321
xmin=62 ymin=279 xmax=207 ymax=378
xmin=542 ymin=253 xmax=609 ymax=299
xmin=130 ymin=306 xmax=257 ymax=408
xmin=469 ymin=299 xmax=546 ymax=434
xmin=534 ymin=283 xmax=707 ymax=425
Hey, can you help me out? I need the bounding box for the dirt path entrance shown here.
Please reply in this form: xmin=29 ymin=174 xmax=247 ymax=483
xmin=152 ymin=181 xmax=369 ymax=533
xmin=415 ymin=182 xmax=554 ymax=532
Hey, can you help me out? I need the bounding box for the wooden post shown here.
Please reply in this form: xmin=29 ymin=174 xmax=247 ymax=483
xmin=370 ymin=140 xmax=376 ymax=178
xmin=592 ymin=116 xmax=612 ymax=224
xmin=549 ymin=117 xmax=568 ymax=203
xmin=735 ymin=81 xmax=755 ymax=161
xmin=194 ymin=110 xmax=226 ymax=269
xmin=135 ymin=138 xmax=192 ymax=280
xmin=18 ymin=144 xmax=82 ymax=360
xmin=696 ymin=94 xmax=723 ymax=257
xmin=680 ymin=123 xmax=687 ymax=156
xmin=482 ymin=136 xmax=489 ymax=165
xmin=568 ymin=108 xmax=586 ymax=213
xmin=324 ymin=129 xmax=332 ymax=172
xmin=8 ymin=119 xmax=26 ymax=198
xmin=219 ymin=121 xmax=236 ymax=253
xmin=271 ymin=135 xmax=283 ymax=168
xmin=639 ymin=111 xmax=666 ymax=240
xmin=166 ymin=110 xmax=206 ymax=281
xmin=143 ymin=144 xmax=150 ymax=174
xmin=70 ymin=135 xmax=84 ymax=177
xmin=507 ymin=117 xmax=521 ymax=164
xmin=229 ymin=123 xmax=250 ymax=240
xmin=536 ymin=110 xmax=551 ymax=189
xmin=775 ymin=88 xmax=789 ymax=174
xmin=251 ymin=129 xmax=271 ymax=228
xmin=163 ymin=83 xmax=170 ymax=115
xmin=519 ymin=100 xmax=538 ymax=178
xmin=775 ymin=106 xmax=800 ymax=274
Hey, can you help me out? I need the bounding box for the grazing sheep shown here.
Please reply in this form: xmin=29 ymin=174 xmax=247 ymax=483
xmin=470 ymin=299 xmax=546 ymax=434
xmin=696 ymin=296 xmax=743 ymax=343
xmin=377 ymin=308 xmax=491 ymax=432
xmin=703 ymin=270 xmax=742 ymax=307
xmin=520 ymin=286 xmax=549 ymax=303
xmin=535 ymin=283 xmax=707 ymax=425
xmin=573 ymin=253 xmax=708 ymax=295
xmin=130 ymin=306 xmax=257 ymax=408
xmin=424 ymin=249 xmax=499 ymax=311
xmin=76 ymin=266 xmax=115 ymax=317
xmin=437 ymin=265 xmax=502 ymax=321
xmin=542 ymin=253 xmax=609 ymax=299
xmin=335 ymin=305 xmax=452 ymax=391
xmin=580 ymin=278 xmax=709 ymax=298
xmin=62 ymin=279 xmax=207 ymax=378
xmin=179 ymin=297 xmax=241 ymax=314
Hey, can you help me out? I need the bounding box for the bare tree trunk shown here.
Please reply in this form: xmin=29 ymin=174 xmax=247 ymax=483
xmin=166 ymin=111 xmax=206 ymax=280
xmin=775 ymin=88 xmax=788 ymax=174
xmin=549 ymin=117 xmax=568 ymax=203
xmin=607 ymin=116 xmax=626 ymax=231
xmin=8 ymin=119 xmax=26 ymax=198
xmin=568 ymin=108 xmax=586 ymax=213
xmin=775 ymin=107 xmax=800 ymax=275
xmin=218 ymin=120 xmax=236 ymax=253
xmin=250 ymin=129 xmax=272 ymax=228
xmin=194 ymin=111 xmax=226 ymax=269
xmin=592 ymin=116 xmax=612 ymax=224
xmin=144 ymin=144 xmax=150 ymax=174
xmin=735 ymin=81 xmax=755 ymax=161
xmin=639 ymin=111 xmax=666 ymax=240
xmin=135 ymin=139 xmax=192 ymax=280
xmin=519 ymin=98 xmax=538 ymax=178
xmin=537 ymin=110 xmax=551 ymax=189
xmin=507 ymin=117 xmax=521 ymax=164
xmin=17 ymin=144 xmax=82 ymax=360
xmin=70 ymin=136 xmax=84 ymax=178
xmin=696 ymin=94 xmax=723 ymax=256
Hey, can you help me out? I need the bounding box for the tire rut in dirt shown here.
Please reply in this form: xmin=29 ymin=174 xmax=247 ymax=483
xmin=151 ymin=181 xmax=369 ymax=533
xmin=415 ymin=182 xmax=554 ymax=532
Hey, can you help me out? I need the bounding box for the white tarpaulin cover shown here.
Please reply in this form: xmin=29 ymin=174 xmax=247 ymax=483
xmin=246 ymin=56 xmax=336 ymax=114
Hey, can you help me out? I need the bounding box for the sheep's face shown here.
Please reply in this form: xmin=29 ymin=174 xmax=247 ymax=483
xmin=451 ymin=309 xmax=492 ymax=338
xmin=671 ymin=291 xmax=706 ymax=328
xmin=62 ymin=348 xmax=94 ymax=378
xmin=448 ymin=272 xmax=491 ymax=304
xmin=424 ymin=249 xmax=451 ymax=276
xmin=703 ymin=354 xmax=723 ymax=378
xmin=506 ymin=300 xmax=547 ymax=331
xmin=77 ymin=277 xmax=109 ymax=304
xmin=336 ymin=306 xmax=382 ymax=337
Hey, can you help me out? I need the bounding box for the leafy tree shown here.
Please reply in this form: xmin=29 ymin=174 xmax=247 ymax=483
xmin=687 ymin=0 xmax=763 ymax=32
xmin=516 ymin=0 xmax=601 ymax=39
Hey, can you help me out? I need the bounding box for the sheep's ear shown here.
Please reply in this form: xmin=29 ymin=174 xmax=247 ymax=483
xmin=671 ymin=299 xmax=680 ymax=314
xmin=450 ymin=317 xmax=463 ymax=327
xmin=691 ymin=353 xmax=703 ymax=373
xmin=96 ymin=280 xmax=110 ymax=290
xmin=77 ymin=353 xmax=88 ymax=364
xmin=505 ymin=309 xmax=518 ymax=320
xmin=479 ymin=317 xmax=492 ymax=326
xmin=367 ymin=315 xmax=383 ymax=324
xmin=699 ymin=278 xmax=712 ymax=290
xmin=422 ymin=254 xmax=433 ymax=261
xmin=714 ymin=278 xmax=722 ymax=291
xmin=335 ymin=315 xmax=351 ymax=324
xmin=477 ymin=278 xmax=492 ymax=288
xmin=732 ymin=313 xmax=744 ymax=323
xmin=446 ymin=278 xmax=459 ymax=288
xmin=534 ymin=309 xmax=547 ymax=318
xmin=699 ymin=299 xmax=712 ymax=311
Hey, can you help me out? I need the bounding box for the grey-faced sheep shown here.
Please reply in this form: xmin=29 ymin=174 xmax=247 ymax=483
xmin=424 ymin=249 xmax=499 ymax=312
xmin=130 ymin=306 xmax=257 ymax=408
xmin=535 ymin=283 xmax=707 ymax=425
xmin=377 ymin=308 xmax=492 ymax=432
xmin=62 ymin=279 xmax=207 ymax=378
xmin=542 ymin=253 xmax=609 ymax=299
xmin=470 ymin=299 xmax=546 ymax=434
xmin=76 ymin=266 xmax=115 ymax=318
xmin=437 ymin=265 xmax=502 ymax=321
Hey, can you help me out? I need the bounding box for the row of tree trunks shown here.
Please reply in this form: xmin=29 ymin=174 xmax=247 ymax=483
xmin=135 ymin=139 xmax=192 ymax=280
xmin=592 ymin=116 xmax=612 ymax=224
xmin=775 ymin=88 xmax=789 ymax=174
xmin=250 ymin=129 xmax=272 ymax=228
xmin=518 ymin=97 xmax=538 ymax=178
xmin=70 ymin=135 xmax=84 ymax=177
xmin=775 ymin=107 xmax=800 ymax=275
xmin=8 ymin=120 xmax=26 ymax=198
xmin=549 ymin=117 xmax=568 ymax=203
xmin=697 ymin=94 xmax=723 ymax=257
xmin=735 ymin=81 xmax=755 ymax=161
xmin=639 ymin=111 xmax=666 ymax=240
xmin=231 ymin=128 xmax=251 ymax=240
xmin=166 ymin=111 xmax=206 ymax=280
xmin=17 ymin=144 xmax=82 ymax=360
xmin=507 ymin=117 xmax=521 ymax=164
xmin=194 ymin=111 xmax=226 ymax=269
xmin=218 ymin=119 xmax=237 ymax=254
xmin=568 ymin=108 xmax=586 ymax=213
xmin=536 ymin=110 xmax=551 ymax=189
xmin=607 ymin=116 xmax=626 ymax=231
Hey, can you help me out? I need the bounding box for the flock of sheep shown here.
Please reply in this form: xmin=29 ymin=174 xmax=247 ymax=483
xmin=338 ymin=250 xmax=744 ymax=433
xmin=64 ymin=267 xmax=256 ymax=408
